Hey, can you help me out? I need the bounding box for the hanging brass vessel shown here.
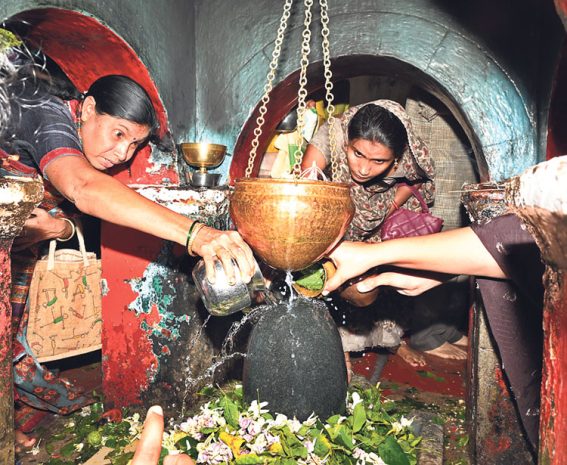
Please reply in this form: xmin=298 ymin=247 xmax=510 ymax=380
xmin=230 ymin=178 xmax=354 ymax=271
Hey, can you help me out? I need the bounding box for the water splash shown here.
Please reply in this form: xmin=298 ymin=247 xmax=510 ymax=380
xmin=285 ymin=271 xmax=295 ymax=304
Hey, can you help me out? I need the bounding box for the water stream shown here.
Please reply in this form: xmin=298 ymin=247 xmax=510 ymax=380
xmin=178 ymin=271 xmax=299 ymax=420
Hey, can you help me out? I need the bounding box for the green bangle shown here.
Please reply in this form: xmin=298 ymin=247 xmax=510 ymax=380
xmin=186 ymin=221 xmax=201 ymax=248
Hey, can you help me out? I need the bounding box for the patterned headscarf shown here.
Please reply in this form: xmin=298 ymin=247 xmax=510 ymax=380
xmin=311 ymin=99 xmax=435 ymax=242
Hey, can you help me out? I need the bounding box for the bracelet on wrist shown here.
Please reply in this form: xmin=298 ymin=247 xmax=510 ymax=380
xmin=56 ymin=218 xmax=76 ymax=242
xmin=187 ymin=223 xmax=206 ymax=257
xmin=186 ymin=221 xmax=201 ymax=248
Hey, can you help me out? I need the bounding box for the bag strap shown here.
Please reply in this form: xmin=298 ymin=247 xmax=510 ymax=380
xmin=47 ymin=221 xmax=89 ymax=270
xmin=398 ymin=183 xmax=430 ymax=213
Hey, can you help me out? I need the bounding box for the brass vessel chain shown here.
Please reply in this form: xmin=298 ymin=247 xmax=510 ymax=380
xmin=245 ymin=0 xmax=335 ymax=180
xmin=291 ymin=0 xmax=314 ymax=177
xmin=320 ymin=0 xmax=338 ymax=180
xmin=245 ymin=0 xmax=293 ymax=178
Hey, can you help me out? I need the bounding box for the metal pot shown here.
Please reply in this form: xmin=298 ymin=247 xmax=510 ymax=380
xmin=192 ymin=258 xmax=265 ymax=317
xmin=230 ymin=178 xmax=354 ymax=271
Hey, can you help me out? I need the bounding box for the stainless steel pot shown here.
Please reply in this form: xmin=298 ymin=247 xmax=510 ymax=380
xmin=192 ymin=258 xmax=266 ymax=316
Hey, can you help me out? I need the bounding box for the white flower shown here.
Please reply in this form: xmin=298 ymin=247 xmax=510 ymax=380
xmin=74 ymin=443 xmax=84 ymax=452
xmin=197 ymin=440 xmax=233 ymax=464
xmin=246 ymin=417 xmax=266 ymax=437
xmin=66 ymin=421 xmax=75 ymax=428
xmin=270 ymin=413 xmax=289 ymax=428
xmin=28 ymin=440 xmax=41 ymax=456
xmin=249 ymin=433 xmax=268 ymax=454
xmin=248 ymin=400 xmax=269 ymax=419
xmin=389 ymin=421 xmax=403 ymax=435
xmin=79 ymin=406 xmax=92 ymax=417
xmin=303 ymin=413 xmax=318 ymax=427
xmin=298 ymin=453 xmax=328 ymax=465
xmin=288 ymin=418 xmax=302 ymax=433
xmin=367 ymin=452 xmax=387 ymax=465
xmin=348 ymin=392 xmax=363 ymax=412
xmin=162 ymin=431 xmax=179 ymax=452
xmin=304 ymin=439 xmax=315 ymax=453
xmin=389 ymin=416 xmax=414 ymax=435
xmin=353 ymin=448 xmax=387 ymax=465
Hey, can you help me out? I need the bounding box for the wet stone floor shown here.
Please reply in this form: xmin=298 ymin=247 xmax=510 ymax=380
xmin=17 ymin=344 xmax=469 ymax=465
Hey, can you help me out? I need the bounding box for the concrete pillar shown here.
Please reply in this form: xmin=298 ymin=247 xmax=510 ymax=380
xmin=101 ymin=185 xmax=234 ymax=417
xmin=0 ymin=176 xmax=43 ymax=465
xmin=461 ymin=185 xmax=534 ymax=464
xmin=506 ymin=156 xmax=567 ymax=464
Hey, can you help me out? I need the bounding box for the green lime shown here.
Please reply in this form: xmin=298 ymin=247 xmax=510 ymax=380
xmin=87 ymin=430 xmax=103 ymax=446
xmin=91 ymin=402 xmax=103 ymax=414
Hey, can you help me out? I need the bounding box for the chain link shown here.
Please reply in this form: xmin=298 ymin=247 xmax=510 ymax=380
xmin=245 ymin=0 xmax=293 ymax=178
xmin=291 ymin=0 xmax=314 ymax=177
xmin=319 ymin=0 xmax=338 ymax=180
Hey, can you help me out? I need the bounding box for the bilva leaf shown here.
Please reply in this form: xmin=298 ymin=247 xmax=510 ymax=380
xmin=378 ymin=435 xmax=410 ymax=465
xmin=221 ymin=397 xmax=240 ymax=428
xmin=352 ymin=402 xmax=366 ymax=433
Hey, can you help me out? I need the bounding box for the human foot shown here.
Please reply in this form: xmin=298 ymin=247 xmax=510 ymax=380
xmin=15 ymin=429 xmax=36 ymax=453
xmin=453 ymin=335 xmax=469 ymax=347
xmin=424 ymin=341 xmax=467 ymax=360
xmin=396 ymin=342 xmax=427 ymax=368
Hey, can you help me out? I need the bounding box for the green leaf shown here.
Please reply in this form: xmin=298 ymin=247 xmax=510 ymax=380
xmin=221 ymin=396 xmax=240 ymax=428
xmin=273 ymin=458 xmax=298 ymax=465
xmin=312 ymin=433 xmax=331 ymax=457
xmin=293 ymin=264 xmax=325 ymax=290
xmin=416 ymin=370 xmax=445 ymax=383
xmin=111 ymin=451 xmax=135 ymax=465
xmin=60 ymin=441 xmax=76 ymax=457
xmin=235 ymin=453 xmax=266 ymax=464
xmin=352 ymin=402 xmax=366 ymax=433
xmin=334 ymin=426 xmax=354 ymax=450
xmin=378 ymin=436 xmax=410 ymax=465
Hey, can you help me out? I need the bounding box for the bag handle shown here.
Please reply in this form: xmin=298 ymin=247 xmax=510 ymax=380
xmin=47 ymin=221 xmax=89 ymax=270
xmin=397 ymin=182 xmax=430 ymax=213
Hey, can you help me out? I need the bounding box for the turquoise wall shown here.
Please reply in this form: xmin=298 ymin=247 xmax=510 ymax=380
xmin=194 ymin=0 xmax=563 ymax=181
xmin=2 ymin=0 xmax=565 ymax=180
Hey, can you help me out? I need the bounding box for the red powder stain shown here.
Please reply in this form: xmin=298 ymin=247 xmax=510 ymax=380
xmin=161 ymin=328 xmax=172 ymax=338
xmin=101 ymin=226 xmax=164 ymax=409
xmin=485 ymin=435 xmax=512 ymax=453
xmin=353 ymin=350 xmax=466 ymax=397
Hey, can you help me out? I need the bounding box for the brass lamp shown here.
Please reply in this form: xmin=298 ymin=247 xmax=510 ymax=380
xmin=180 ymin=142 xmax=227 ymax=187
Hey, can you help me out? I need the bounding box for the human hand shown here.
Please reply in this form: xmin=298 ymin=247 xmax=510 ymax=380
xmin=356 ymin=270 xmax=450 ymax=296
xmin=322 ymin=241 xmax=377 ymax=295
xmin=132 ymin=405 xmax=194 ymax=465
xmin=12 ymin=208 xmax=72 ymax=251
xmin=189 ymin=226 xmax=256 ymax=285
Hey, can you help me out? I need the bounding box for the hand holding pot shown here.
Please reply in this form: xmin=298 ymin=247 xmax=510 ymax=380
xmin=189 ymin=225 xmax=256 ymax=284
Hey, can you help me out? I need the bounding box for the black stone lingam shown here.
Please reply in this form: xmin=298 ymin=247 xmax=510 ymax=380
xmin=242 ymin=297 xmax=347 ymax=421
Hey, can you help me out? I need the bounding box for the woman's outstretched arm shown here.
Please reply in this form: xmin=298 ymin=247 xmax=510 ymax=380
xmin=323 ymin=227 xmax=506 ymax=294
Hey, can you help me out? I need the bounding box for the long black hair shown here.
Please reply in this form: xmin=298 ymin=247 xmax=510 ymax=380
xmin=347 ymin=104 xmax=407 ymax=158
xmin=86 ymin=75 xmax=159 ymax=136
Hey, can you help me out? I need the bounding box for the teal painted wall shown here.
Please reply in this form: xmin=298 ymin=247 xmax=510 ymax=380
xmin=2 ymin=0 xmax=565 ymax=180
xmin=194 ymin=0 xmax=564 ymax=181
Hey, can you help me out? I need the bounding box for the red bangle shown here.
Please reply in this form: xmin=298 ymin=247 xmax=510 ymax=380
xmin=392 ymin=200 xmax=399 ymax=210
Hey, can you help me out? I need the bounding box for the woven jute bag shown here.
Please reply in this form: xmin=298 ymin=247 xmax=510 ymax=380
xmin=26 ymin=223 xmax=102 ymax=362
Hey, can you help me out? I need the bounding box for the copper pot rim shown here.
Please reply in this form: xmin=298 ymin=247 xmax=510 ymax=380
xmin=233 ymin=177 xmax=352 ymax=189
